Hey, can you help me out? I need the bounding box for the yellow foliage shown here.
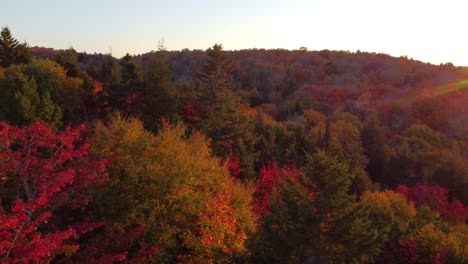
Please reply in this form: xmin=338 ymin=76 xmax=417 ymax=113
xmin=90 ymin=114 xmax=257 ymax=263
xmin=359 ymin=191 xmax=416 ymax=235
xmin=414 ymin=223 xmax=468 ymax=262
xmin=303 ymin=109 xmax=326 ymax=127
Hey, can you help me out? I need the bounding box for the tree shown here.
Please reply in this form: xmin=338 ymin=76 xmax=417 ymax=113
xmin=190 ymin=44 xmax=257 ymax=180
xmin=23 ymin=59 xmax=85 ymax=124
xmin=331 ymin=191 xmax=416 ymax=263
xmin=305 ymin=151 xmax=357 ymax=263
xmin=54 ymin=49 xmax=80 ymax=78
xmin=90 ymin=114 xmax=257 ymax=263
xmin=385 ymin=124 xmax=451 ymax=188
xmin=309 ymin=115 xmax=376 ymax=195
xmin=99 ymin=54 xmax=122 ymax=86
xmin=0 ymin=122 xmax=108 ymax=262
xmin=0 ymin=27 xmax=31 ymax=67
xmin=254 ymin=172 xmax=317 ymax=263
xmin=119 ymin=53 xmax=143 ymax=84
xmin=195 ymin=44 xmax=237 ymax=93
xmin=254 ymin=151 xmax=355 ymax=263
xmin=137 ymin=51 xmax=179 ymax=131
xmin=396 ymin=184 xmax=468 ymax=225
xmin=361 ymin=115 xmax=387 ymax=182
xmin=0 ymin=65 xmax=62 ymax=130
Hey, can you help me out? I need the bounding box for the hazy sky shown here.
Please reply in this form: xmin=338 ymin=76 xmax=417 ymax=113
xmin=1 ymin=0 xmax=467 ymax=65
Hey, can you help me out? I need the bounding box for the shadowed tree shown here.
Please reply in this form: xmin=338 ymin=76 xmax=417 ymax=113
xmin=0 ymin=27 xmax=31 ymax=67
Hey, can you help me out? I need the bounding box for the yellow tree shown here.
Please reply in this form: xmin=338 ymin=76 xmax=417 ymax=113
xmin=90 ymin=114 xmax=257 ymax=263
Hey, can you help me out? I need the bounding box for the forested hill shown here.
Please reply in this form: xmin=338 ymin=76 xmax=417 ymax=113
xmin=1 ymin=26 xmax=466 ymax=262
xmin=34 ymin=47 xmax=467 ymax=138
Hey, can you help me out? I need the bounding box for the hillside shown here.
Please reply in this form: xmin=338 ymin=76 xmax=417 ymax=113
xmin=0 ymin=34 xmax=465 ymax=262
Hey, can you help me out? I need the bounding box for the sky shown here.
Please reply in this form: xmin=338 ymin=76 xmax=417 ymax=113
xmin=1 ymin=0 xmax=467 ymax=65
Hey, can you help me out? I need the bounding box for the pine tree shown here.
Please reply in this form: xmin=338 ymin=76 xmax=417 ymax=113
xmin=138 ymin=51 xmax=178 ymax=130
xmin=0 ymin=65 xmax=62 ymax=130
xmin=54 ymin=48 xmax=80 ymax=77
xmin=191 ymin=44 xmax=257 ymax=179
xmin=305 ymin=151 xmax=355 ymax=263
xmin=119 ymin=53 xmax=143 ymax=84
xmin=0 ymin=27 xmax=31 ymax=67
xmin=99 ymin=54 xmax=122 ymax=86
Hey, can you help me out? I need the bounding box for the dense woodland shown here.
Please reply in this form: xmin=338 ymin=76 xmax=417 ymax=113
xmin=0 ymin=27 xmax=467 ymax=263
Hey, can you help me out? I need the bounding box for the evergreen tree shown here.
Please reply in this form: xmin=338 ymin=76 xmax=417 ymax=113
xmin=192 ymin=44 xmax=257 ymax=180
xmin=0 ymin=65 xmax=62 ymax=130
xmin=54 ymin=48 xmax=80 ymax=77
xmin=119 ymin=53 xmax=143 ymax=84
xmin=99 ymin=54 xmax=122 ymax=86
xmin=0 ymin=27 xmax=31 ymax=67
xmin=138 ymin=50 xmax=179 ymax=131
xmin=361 ymin=115 xmax=387 ymax=182
xmin=305 ymin=151 xmax=355 ymax=263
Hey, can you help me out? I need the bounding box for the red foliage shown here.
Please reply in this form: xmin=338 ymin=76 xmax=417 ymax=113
xmin=94 ymin=81 xmax=103 ymax=94
xmin=0 ymin=122 xmax=108 ymax=262
xmin=71 ymin=223 xmax=157 ymax=263
xmin=226 ymin=156 xmax=244 ymax=178
xmin=181 ymin=192 xmax=246 ymax=262
xmin=183 ymin=104 xmax=197 ymax=123
xmin=381 ymin=240 xmax=449 ymax=264
xmin=396 ymin=184 xmax=468 ymax=224
xmin=381 ymin=240 xmax=420 ymax=264
xmin=253 ymin=161 xmax=300 ymax=218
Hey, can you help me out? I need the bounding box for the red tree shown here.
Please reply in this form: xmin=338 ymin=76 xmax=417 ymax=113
xmin=253 ymin=161 xmax=301 ymax=218
xmin=0 ymin=122 xmax=108 ymax=263
xmin=396 ymin=184 xmax=468 ymax=224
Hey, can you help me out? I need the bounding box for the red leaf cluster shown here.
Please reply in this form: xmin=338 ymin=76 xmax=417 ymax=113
xmin=396 ymin=184 xmax=468 ymax=224
xmin=253 ymin=161 xmax=300 ymax=218
xmin=0 ymin=122 xmax=108 ymax=262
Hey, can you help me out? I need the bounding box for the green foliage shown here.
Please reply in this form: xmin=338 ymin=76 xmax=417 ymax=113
xmin=413 ymin=223 xmax=468 ymax=263
xmin=331 ymin=191 xmax=416 ymax=263
xmin=120 ymin=53 xmax=143 ymax=84
xmin=306 ymin=151 xmax=354 ymax=222
xmin=137 ymin=51 xmax=179 ymax=130
xmin=255 ymin=110 xmax=309 ymax=169
xmin=255 ymin=174 xmax=317 ymax=263
xmin=24 ymin=59 xmax=85 ymax=114
xmin=361 ymin=115 xmax=387 ymax=182
xmin=0 ymin=65 xmax=62 ymax=130
xmin=388 ymin=124 xmax=468 ymax=195
xmin=257 ymin=151 xmax=355 ymax=262
xmin=99 ymin=54 xmax=122 ymax=86
xmin=0 ymin=27 xmax=31 ymax=67
xmin=54 ymin=49 xmax=81 ymax=77
xmin=308 ymin=116 xmax=376 ymax=195
xmin=191 ymin=44 xmax=257 ymax=180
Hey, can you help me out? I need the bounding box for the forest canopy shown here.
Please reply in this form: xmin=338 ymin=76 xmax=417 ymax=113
xmin=0 ymin=27 xmax=467 ymax=263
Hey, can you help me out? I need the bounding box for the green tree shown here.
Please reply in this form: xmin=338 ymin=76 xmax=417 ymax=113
xmin=331 ymin=191 xmax=416 ymax=263
xmin=120 ymin=53 xmax=143 ymax=84
xmin=99 ymin=54 xmax=122 ymax=86
xmin=309 ymin=114 xmax=376 ymax=195
xmin=306 ymin=151 xmax=356 ymax=263
xmin=387 ymin=124 xmax=449 ymax=187
xmin=255 ymin=151 xmax=357 ymax=263
xmin=361 ymin=115 xmax=387 ymax=182
xmin=54 ymin=48 xmax=80 ymax=78
xmin=137 ymin=51 xmax=179 ymax=131
xmin=255 ymin=174 xmax=317 ymax=263
xmin=0 ymin=27 xmax=31 ymax=67
xmin=192 ymin=44 xmax=257 ymax=180
xmin=0 ymin=65 xmax=62 ymax=130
